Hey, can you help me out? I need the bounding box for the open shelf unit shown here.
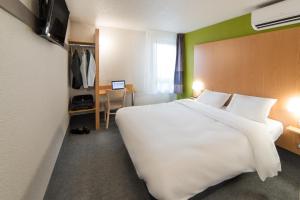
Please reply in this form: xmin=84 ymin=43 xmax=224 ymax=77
xmin=68 ymin=30 xmax=100 ymax=129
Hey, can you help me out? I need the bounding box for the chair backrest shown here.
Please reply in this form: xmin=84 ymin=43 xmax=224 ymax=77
xmin=106 ymin=89 xmax=126 ymax=107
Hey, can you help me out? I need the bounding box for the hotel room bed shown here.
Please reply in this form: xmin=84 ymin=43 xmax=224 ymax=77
xmin=115 ymin=99 xmax=282 ymax=200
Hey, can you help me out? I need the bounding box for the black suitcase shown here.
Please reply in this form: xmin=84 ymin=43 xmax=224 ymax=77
xmin=70 ymin=95 xmax=94 ymax=111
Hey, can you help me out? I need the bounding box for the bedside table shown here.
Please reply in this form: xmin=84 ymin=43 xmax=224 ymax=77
xmin=286 ymin=126 xmax=300 ymax=149
xmin=286 ymin=126 xmax=300 ymax=135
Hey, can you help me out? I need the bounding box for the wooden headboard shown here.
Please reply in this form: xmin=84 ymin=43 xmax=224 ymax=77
xmin=194 ymin=27 xmax=300 ymax=155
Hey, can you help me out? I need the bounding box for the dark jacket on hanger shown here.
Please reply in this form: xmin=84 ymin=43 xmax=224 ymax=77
xmin=71 ymin=50 xmax=83 ymax=89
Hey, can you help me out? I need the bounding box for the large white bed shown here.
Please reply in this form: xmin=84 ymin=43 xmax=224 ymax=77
xmin=115 ymin=99 xmax=283 ymax=200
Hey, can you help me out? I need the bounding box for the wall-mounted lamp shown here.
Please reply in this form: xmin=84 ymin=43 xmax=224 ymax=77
xmin=286 ymin=96 xmax=300 ymax=148
xmin=287 ymin=96 xmax=300 ymax=123
xmin=192 ymin=80 xmax=204 ymax=97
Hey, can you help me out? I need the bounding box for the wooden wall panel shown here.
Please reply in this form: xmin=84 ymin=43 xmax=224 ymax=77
xmin=194 ymin=27 xmax=300 ymax=155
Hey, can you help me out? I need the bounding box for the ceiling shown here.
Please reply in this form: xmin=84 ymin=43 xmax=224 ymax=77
xmin=66 ymin=0 xmax=276 ymax=33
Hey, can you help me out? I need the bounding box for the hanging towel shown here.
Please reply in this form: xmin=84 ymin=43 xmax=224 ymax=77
xmin=71 ymin=50 xmax=83 ymax=89
xmin=87 ymin=49 xmax=96 ymax=87
xmin=80 ymin=51 xmax=88 ymax=88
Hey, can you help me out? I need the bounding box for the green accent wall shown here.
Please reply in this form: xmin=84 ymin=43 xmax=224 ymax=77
xmin=180 ymin=13 xmax=300 ymax=98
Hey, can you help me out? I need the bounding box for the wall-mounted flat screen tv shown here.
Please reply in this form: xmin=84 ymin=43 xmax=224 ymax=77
xmin=38 ymin=0 xmax=70 ymax=47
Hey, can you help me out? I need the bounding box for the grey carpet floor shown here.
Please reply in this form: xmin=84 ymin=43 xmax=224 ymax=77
xmin=44 ymin=114 xmax=300 ymax=200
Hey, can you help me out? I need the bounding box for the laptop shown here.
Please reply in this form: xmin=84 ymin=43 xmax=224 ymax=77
xmin=111 ymin=80 xmax=126 ymax=90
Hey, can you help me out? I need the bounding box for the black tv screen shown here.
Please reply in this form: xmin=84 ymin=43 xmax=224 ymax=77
xmin=39 ymin=0 xmax=70 ymax=47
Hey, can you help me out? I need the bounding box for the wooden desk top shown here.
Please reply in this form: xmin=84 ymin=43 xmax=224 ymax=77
xmin=99 ymin=84 xmax=135 ymax=95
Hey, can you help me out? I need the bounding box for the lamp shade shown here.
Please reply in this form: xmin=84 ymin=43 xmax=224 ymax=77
xmin=192 ymin=80 xmax=204 ymax=97
xmin=287 ymin=97 xmax=300 ymax=117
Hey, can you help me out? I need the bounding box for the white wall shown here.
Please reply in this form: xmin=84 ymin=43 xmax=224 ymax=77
xmin=69 ymin=21 xmax=95 ymax=43
xmin=99 ymin=26 xmax=176 ymax=105
xmin=69 ymin=23 xmax=176 ymax=105
xmin=99 ymin=27 xmax=146 ymax=89
xmin=0 ymin=7 xmax=69 ymax=200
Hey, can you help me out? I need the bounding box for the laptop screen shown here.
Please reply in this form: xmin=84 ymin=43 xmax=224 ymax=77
xmin=111 ymin=80 xmax=125 ymax=90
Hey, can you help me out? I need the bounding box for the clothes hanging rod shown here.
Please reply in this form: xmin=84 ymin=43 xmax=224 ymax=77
xmin=69 ymin=43 xmax=95 ymax=48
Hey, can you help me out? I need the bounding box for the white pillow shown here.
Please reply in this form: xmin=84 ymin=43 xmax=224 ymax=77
xmin=196 ymin=89 xmax=231 ymax=108
xmin=226 ymin=94 xmax=277 ymax=123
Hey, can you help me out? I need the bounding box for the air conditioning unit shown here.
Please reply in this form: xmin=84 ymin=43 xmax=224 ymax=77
xmin=251 ymin=0 xmax=300 ymax=31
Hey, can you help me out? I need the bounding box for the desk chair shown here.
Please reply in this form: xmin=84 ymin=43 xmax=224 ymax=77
xmin=104 ymin=89 xmax=126 ymax=129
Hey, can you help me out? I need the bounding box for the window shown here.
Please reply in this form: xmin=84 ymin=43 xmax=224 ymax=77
xmin=156 ymin=43 xmax=176 ymax=93
xmin=143 ymin=31 xmax=177 ymax=95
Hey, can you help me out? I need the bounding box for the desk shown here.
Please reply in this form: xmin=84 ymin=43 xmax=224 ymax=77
xmin=95 ymin=84 xmax=135 ymax=129
xmin=99 ymin=84 xmax=135 ymax=106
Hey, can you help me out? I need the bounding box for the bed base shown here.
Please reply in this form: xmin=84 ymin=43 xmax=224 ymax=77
xmin=141 ymin=176 xmax=240 ymax=200
xmin=121 ymin=133 xmax=240 ymax=199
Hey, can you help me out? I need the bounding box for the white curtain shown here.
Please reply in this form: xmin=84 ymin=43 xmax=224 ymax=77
xmin=144 ymin=31 xmax=177 ymax=94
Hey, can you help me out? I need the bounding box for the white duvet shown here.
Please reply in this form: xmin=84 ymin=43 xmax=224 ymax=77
xmin=116 ymin=99 xmax=281 ymax=200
